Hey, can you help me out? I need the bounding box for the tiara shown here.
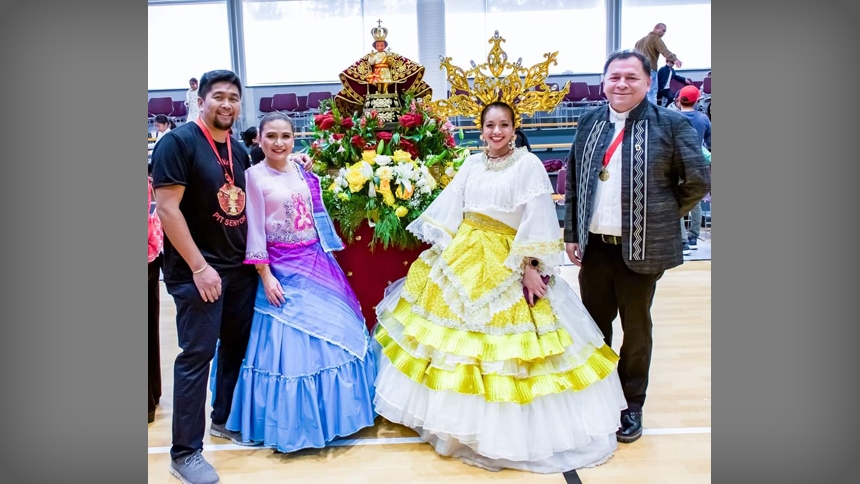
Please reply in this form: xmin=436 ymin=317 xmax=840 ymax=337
xmin=429 ymin=31 xmax=570 ymax=129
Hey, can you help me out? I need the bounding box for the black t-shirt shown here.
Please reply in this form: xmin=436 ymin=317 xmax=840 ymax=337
xmin=151 ymin=122 xmax=252 ymax=284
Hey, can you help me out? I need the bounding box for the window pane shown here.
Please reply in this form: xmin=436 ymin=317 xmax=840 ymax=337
xmin=444 ymin=0 xmax=490 ymax=75
xmin=620 ymin=0 xmax=711 ymax=70
xmin=148 ymin=2 xmax=232 ymax=90
xmin=446 ymin=0 xmax=606 ymax=75
xmin=242 ymin=0 xmax=418 ymax=86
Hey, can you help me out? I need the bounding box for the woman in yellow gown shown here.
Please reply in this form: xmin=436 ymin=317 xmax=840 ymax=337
xmin=371 ymin=102 xmax=628 ymax=473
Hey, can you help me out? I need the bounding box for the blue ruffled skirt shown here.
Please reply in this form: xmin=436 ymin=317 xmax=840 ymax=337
xmin=211 ymin=241 xmax=377 ymax=453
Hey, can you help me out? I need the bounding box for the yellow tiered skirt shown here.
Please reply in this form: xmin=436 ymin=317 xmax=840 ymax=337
xmin=372 ymin=213 xmax=628 ymax=473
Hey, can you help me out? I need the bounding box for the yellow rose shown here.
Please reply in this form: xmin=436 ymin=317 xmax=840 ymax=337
xmin=395 ymin=183 xmax=414 ymax=200
xmin=439 ymin=175 xmax=452 ymax=188
xmin=362 ymin=150 xmax=377 ymax=165
xmin=392 ymin=150 xmax=412 ymax=164
xmin=345 ymin=168 xmax=367 ymax=193
xmin=395 ymin=206 xmax=408 ymax=218
xmin=378 ymin=179 xmax=396 ymax=206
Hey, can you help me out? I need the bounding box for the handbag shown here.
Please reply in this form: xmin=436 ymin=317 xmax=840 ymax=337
xmin=148 ymin=177 xmax=163 ymax=263
xmin=542 ymin=159 xmax=563 ymax=172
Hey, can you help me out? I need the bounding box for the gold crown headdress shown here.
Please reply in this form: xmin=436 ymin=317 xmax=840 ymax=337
xmin=371 ymin=20 xmax=388 ymax=41
xmin=430 ymin=31 xmax=570 ymax=129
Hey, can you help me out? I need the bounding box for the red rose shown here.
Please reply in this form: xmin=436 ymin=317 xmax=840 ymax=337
xmin=315 ymin=113 xmax=335 ymax=130
xmin=333 ymin=133 xmax=344 ymax=141
xmin=445 ymin=134 xmax=456 ymax=148
xmin=398 ymin=139 xmax=419 ymax=159
xmin=399 ymin=113 xmax=423 ymax=129
xmin=341 ymin=118 xmax=354 ymax=129
xmin=376 ymin=131 xmax=393 ymax=141
xmin=351 ymin=135 xmax=365 ymax=148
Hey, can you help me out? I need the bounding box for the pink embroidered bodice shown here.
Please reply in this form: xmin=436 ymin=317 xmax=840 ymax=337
xmin=244 ymin=163 xmax=318 ymax=263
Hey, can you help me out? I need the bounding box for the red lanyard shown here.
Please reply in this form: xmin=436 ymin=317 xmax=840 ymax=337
xmin=603 ymin=127 xmax=625 ymax=168
xmin=195 ymin=118 xmax=235 ymax=185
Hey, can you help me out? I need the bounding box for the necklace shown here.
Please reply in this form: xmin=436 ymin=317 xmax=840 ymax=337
xmin=487 ymin=147 xmax=513 ymax=159
xmin=266 ymin=159 xmax=294 ymax=174
xmin=482 ymin=148 xmax=518 ymax=171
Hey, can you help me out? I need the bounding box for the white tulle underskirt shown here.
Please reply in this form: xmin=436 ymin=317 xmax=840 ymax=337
xmin=372 ymin=344 xmax=627 ymax=473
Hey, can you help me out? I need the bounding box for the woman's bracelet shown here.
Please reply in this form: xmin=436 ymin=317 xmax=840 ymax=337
xmin=192 ymin=263 xmax=209 ymax=274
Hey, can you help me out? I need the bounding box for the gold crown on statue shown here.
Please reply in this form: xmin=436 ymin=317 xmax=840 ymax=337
xmin=430 ymin=31 xmax=570 ymax=129
xmin=371 ymin=20 xmax=388 ymax=41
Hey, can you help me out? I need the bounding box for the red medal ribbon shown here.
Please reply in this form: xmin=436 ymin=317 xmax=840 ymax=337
xmin=603 ymin=127 xmax=625 ymax=169
xmin=195 ymin=118 xmax=234 ymax=185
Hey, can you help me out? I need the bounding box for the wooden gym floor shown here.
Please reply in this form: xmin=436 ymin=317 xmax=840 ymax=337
xmin=147 ymin=259 xmax=711 ymax=483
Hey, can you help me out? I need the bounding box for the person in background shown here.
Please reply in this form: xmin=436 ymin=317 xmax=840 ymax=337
xmin=153 ymin=114 xmax=175 ymax=145
xmin=185 ymin=77 xmax=200 ymax=123
xmin=241 ymin=127 xmax=258 ymax=154
xmin=656 ymin=59 xmax=691 ymax=106
xmin=634 ymin=23 xmax=682 ymax=105
xmin=514 ymin=127 xmax=532 ymax=151
xmin=676 ymin=85 xmax=711 ymax=250
xmin=241 ymin=126 xmax=264 ymax=165
xmin=148 ymin=173 xmax=164 ymax=425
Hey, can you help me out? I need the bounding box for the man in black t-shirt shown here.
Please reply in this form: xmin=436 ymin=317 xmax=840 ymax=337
xmin=151 ymin=69 xmax=256 ymax=484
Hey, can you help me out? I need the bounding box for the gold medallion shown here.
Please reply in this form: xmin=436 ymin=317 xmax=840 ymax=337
xmin=598 ymin=169 xmax=609 ymax=181
xmin=218 ymin=183 xmax=246 ymax=216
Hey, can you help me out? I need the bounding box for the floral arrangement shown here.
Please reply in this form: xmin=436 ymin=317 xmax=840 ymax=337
xmin=304 ymin=92 xmax=470 ymax=250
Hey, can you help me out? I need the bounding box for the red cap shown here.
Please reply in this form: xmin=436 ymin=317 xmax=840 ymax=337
xmin=678 ymin=85 xmax=700 ymax=104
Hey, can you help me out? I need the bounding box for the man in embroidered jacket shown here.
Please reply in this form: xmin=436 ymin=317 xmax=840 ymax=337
xmin=563 ymin=50 xmax=710 ymax=444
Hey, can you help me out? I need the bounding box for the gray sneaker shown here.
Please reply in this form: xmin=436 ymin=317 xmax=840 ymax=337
xmin=210 ymin=422 xmax=259 ymax=446
xmin=169 ymin=450 xmax=219 ymax=484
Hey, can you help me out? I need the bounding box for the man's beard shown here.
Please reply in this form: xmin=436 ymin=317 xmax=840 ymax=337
xmin=213 ymin=116 xmax=234 ymax=131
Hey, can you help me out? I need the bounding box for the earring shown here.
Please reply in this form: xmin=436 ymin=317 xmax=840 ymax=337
xmin=479 ymin=134 xmax=489 ymax=155
xmin=508 ymin=138 xmax=516 ymax=150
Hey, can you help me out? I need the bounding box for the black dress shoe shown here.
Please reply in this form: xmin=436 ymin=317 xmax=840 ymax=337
xmin=616 ymin=409 xmax=643 ymax=443
xmin=148 ymin=410 xmax=156 ymax=424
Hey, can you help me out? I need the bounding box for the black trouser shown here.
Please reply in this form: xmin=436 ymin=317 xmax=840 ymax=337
xmin=656 ymin=88 xmax=673 ymax=106
xmin=578 ymin=233 xmax=664 ymax=412
xmin=166 ymin=266 xmax=256 ymax=461
xmin=148 ymin=254 xmax=163 ymax=417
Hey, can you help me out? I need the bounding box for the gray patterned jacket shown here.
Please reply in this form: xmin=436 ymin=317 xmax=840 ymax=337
xmin=563 ymin=101 xmax=711 ymax=274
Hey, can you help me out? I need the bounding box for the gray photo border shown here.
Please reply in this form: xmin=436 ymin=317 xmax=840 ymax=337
xmin=0 ymin=0 xmax=857 ymax=482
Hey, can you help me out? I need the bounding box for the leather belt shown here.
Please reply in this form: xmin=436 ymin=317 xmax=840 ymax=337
xmin=595 ymin=233 xmax=622 ymax=245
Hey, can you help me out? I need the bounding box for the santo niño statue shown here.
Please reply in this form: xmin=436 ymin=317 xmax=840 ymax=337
xmin=334 ymin=20 xmax=431 ymax=124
